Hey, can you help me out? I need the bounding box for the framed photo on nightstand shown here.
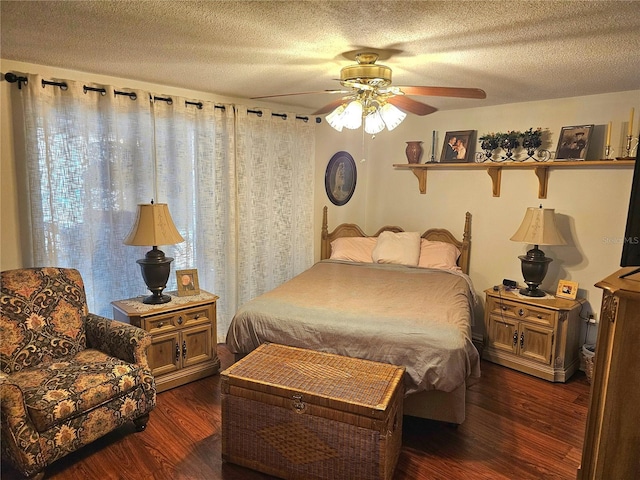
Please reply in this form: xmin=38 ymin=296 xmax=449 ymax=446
xmin=556 ymin=279 xmax=578 ymax=299
xmin=176 ymin=269 xmax=200 ymax=296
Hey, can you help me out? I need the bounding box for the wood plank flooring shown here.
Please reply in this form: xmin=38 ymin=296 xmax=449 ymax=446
xmin=2 ymin=344 xmax=590 ymax=480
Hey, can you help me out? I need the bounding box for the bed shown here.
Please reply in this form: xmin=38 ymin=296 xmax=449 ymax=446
xmin=226 ymin=207 xmax=480 ymax=424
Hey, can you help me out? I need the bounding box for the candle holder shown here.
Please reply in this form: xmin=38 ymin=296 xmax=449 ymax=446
xmin=617 ymin=135 xmax=638 ymax=160
xmin=605 ymin=144 xmax=612 ymax=160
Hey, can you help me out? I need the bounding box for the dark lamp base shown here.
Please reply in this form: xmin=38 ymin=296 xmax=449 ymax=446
xmin=136 ymin=247 xmax=174 ymax=306
xmin=518 ymin=245 xmax=552 ymax=299
xmin=519 ymin=287 xmax=546 ymax=297
xmin=142 ymin=293 xmax=172 ymax=305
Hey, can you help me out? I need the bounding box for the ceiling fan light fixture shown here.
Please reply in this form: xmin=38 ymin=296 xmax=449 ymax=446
xmin=364 ymin=108 xmax=385 ymax=135
xmin=342 ymin=100 xmax=363 ymax=130
xmin=379 ymin=103 xmax=406 ymax=131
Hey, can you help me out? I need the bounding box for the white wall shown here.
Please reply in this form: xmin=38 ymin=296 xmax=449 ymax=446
xmin=315 ymin=90 xmax=640 ymax=343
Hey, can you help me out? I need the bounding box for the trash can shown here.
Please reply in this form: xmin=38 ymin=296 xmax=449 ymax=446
xmin=581 ymin=344 xmax=595 ymax=384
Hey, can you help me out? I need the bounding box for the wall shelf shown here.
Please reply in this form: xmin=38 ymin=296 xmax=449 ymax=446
xmin=393 ymin=159 xmax=635 ymax=198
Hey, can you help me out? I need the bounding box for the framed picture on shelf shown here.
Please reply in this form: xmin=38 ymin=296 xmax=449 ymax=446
xmin=556 ymin=279 xmax=578 ymax=300
xmin=176 ymin=269 xmax=200 ymax=296
xmin=440 ymin=130 xmax=476 ymax=163
xmin=555 ymin=125 xmax=594 ymax=161
xmin=325 ymin=151 xmax=357 ymax=206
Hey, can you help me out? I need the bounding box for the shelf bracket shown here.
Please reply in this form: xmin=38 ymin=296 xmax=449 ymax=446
xmin=412 ymin=168 xmax=427 ymax=194
xmin=486 ymin=166 xmax=502 ymax=197
xmin=534 ymin=166 xmax=549 ymax=199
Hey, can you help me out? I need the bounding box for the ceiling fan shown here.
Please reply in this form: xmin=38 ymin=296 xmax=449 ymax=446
xmin=251 ymin=52 xmax=486 ymax=133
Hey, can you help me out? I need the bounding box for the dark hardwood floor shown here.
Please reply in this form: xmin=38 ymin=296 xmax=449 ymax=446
xmin=2 ymin=345 xmax=590 ymax=480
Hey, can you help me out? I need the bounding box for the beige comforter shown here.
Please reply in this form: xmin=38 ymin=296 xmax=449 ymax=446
xmin=226 ymin=260 xmax=480 ymax=395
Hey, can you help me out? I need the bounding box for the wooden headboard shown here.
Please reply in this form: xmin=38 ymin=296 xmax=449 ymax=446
xmin=320 ymin=206 xmax=472 ymax=274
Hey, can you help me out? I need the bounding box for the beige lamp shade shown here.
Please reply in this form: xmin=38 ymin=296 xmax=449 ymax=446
xmin=510 ymin=207 xmax=567 ymax=246
xmin=123 ymin=203 xmax=184 ymax=247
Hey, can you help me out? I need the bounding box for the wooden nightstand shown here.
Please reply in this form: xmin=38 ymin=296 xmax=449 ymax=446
xmin=483 ymin=287 xmax=583 ymax=382
xmin=112 ymin=290 xmax=220 ymax=392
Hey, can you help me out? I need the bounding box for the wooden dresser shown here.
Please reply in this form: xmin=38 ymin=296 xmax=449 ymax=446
xmin=577 ymin=268 xmax=640 ymax=479
xmin=483 ymin=287 xmax=583 ymax=382
xmin=112 ymin=290 xmax=220 ymax=392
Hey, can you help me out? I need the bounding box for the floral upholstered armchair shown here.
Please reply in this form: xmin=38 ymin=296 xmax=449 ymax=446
xmin=0 ymin=268 xmax=156 ymax=479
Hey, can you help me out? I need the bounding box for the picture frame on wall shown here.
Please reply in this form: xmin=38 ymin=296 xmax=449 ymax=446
xmin=440 ymin=130 xmax=476 ymax=163
xmin=555 ymin=125 xmax=594 ymax=161
xmin=176 ymin=269 xmax=200 ymax=296
xmin=325 ymin=151 xmax=357 ymax=206
xmin=556 ymin=279 xmax=578 ymax=300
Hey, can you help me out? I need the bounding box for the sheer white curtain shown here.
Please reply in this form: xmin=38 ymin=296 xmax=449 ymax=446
xmin=234 ymin=107 xmax=315 ymax=310
xmin=19 ymin=75 xmax=154 ymax=316
xmin=15 ymin=74 xmax=316 ymax=340
xmin=151 ymin=98 xmax=238 ymax=339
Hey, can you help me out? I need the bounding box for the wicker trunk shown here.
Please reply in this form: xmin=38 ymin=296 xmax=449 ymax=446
xmin=221 ymin=343 xmax=405 ymax=480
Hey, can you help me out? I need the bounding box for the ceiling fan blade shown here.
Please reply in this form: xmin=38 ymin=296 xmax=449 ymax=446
xmin=398 ymin=86 xmax=486 ymax=99
xmin=251 ymin=90 xmax=349 ymax=100
xmin=312 ymin=98 xmax=351 ymax=115
xmin=388 ymin=96 xmax=438 ymax=116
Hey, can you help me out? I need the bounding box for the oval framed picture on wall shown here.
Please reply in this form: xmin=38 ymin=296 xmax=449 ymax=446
xmin=325 ymin=151 xmax=356 ymax=206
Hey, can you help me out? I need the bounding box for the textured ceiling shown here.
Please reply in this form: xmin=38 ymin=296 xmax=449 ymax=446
xmin=2 ymin=1 xmax=640 ymax=114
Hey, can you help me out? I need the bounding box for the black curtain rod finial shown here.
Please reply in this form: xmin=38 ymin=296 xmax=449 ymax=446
xmin=4 ymin=72 xmax=28 ymax=89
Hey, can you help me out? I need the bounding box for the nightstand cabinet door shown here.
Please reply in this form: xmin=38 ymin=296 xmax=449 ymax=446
xmin=483 ymin=288 xmax=581 ymax=382
xmin=182 ymin=324 xmax=213 ymax=368
xmin=149 ymin=331 xmax=181 ymax=377
xmin=487 ymin=315 xmax=518 ymax=354
xmin=112 ymin=291 xmax=220 ymax=392
xmin=519 ymin=322 xmax=553 ymax=365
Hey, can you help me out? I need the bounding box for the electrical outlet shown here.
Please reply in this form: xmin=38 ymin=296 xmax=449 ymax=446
xmin=588 ymin=313 xmax=598 ymax=324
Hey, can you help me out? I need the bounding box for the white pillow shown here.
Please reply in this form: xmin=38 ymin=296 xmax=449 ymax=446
xmin=330 ymin=237 xmax=376 ymax=263
xmin=418 ymin=239 xmax=462 ymax=271
xmin=372 ymin=231 xmax=421 ymax=266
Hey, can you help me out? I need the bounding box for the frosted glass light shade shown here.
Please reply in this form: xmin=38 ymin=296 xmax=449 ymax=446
xmin=379 ymin=103 xmax=406 ymax=131
xmin=326 ymin=104 xmax=346 ymax=132
xmin=364 ymin=109 xmax=385 ymax=134
xmin=342 ymin=101 xmax=363 ymax=130
xmin=510 ymin=207 xmax=566 ymax=246
xmin=124 ymin=203 xmax=184 ymax=247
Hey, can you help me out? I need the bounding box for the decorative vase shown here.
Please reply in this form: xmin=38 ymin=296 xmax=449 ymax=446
xmin=405 ymin=141 xmax=424 ymax=164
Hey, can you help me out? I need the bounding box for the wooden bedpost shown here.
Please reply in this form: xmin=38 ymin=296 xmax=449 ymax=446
xmin=321 ymin=206 xmax=329 ymax=260
xmin=460 ymin=212 xmax=472 ymax=274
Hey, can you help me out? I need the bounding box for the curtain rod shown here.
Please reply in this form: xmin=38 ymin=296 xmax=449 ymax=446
xmin=4 ymin=72 xmax=321 ymax=123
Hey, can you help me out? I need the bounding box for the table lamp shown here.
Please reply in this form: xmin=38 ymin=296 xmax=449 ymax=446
xmin=510 ymin=205 xmax=566 ymax=297
xmin=124 ymin=201 xmax=184 ymax=304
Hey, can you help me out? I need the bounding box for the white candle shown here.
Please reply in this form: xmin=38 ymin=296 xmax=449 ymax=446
xmin=629 ymin=108 xmax=635 ymax=136
xmin=606 ymin=121 xmax=612 ymax=145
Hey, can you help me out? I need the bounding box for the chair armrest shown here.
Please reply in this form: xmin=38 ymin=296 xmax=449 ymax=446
xmin=0 ymin=373 xmax=30 ymax=419
xmin=85 ymin=314 xmax=152 ymax=370
xmin=1 ymin=375 xmax=46 ymax=475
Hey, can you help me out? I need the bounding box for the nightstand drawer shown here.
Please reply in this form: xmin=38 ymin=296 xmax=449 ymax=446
xmin=182 ymin=306 xmax=211 ymax=326
xmin=144 ymin=307 xmax=210 ymax=333
xmin=146 ymin=313 xmax=178 ymax=332
xmin=490 ymin=298 xmax=555 ymax=327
